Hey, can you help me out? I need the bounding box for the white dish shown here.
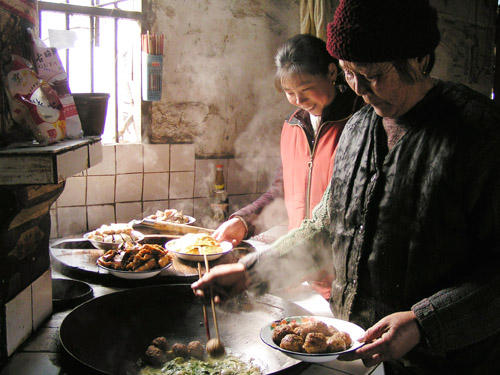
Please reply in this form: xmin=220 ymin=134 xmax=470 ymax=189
xmin=84 ymin=230 xmax=144 ymax=251
xmin=164 ymin=238 xmax=233 ymax=261
xmin=97 ymin=262 xmax=172 ymax=279
xmin=144 ymin=215 xmax=196 ymax=226
xmin=260 ymin=316 xmax=365 ymax=363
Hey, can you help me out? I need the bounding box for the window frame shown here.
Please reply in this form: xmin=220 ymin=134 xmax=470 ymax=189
xmin=37 ymin=0 xmax=143 ymax=143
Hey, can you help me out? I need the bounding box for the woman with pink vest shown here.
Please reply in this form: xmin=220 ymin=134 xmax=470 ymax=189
xmin=213 ymin=34 xmax=363 ymax=251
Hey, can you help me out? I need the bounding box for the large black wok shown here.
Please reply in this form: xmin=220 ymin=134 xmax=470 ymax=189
xmin=60 ymin=284 xmax=311 ymax=375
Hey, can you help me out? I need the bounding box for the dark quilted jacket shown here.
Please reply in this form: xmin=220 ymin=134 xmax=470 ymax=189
xmin=242 ymin=80 xmax=500 ymax=374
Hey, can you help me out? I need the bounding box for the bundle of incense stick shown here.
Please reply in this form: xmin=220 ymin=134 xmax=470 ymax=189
xmin=141 ymin=31 xmax=164 ymax=55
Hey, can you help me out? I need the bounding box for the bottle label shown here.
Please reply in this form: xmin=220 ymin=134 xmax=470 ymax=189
xmin=214 ymin=184 xmax=225 ymax=191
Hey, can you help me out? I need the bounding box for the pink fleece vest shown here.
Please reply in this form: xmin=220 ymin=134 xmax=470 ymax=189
xmin=281 ymin=117 xmax=345 ymax=230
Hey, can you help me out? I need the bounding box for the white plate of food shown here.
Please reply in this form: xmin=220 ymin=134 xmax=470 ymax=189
xmin=165 ymin=233 xmax=232 ymax=261
xmin=260 ymin=316 xmax=365 ymax=363
xmin=97 ymin=263 xmax=172 ymax=279
xmin=84 ymin=223 xmax=144 ymax=251
xmin=96 ymin=243 xmax=172 ymax=279
xmin=146 ymin=209 xmax=195 ymax=225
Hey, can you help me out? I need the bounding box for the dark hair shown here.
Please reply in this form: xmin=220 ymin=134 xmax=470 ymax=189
xmin=274 ymin=34 xmax=339 ymax=91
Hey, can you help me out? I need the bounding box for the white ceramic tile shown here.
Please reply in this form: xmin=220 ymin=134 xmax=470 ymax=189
xmin=115 ymin=173 xmax=143 ymax=202
xmin=169 ymin=199 xmax=194 ymax=217
xmin=170 ymin=144 xmax=195 ymax=172
xmin=87 ymin=204 xmax=115 ymax=229
xmin=227 ymin=158 xmax=258 ymax=195
xmin=257 ymin=156 xmax=280 ymax=193
xmin=194 ymin=159 xmax=228 ymax=197
xmin=143 ymin=173 xmax=169 ymax=201
xmin=144 ymin=144 xmax=170 ymax=172
xmin=169 ymin=171 xmax=194 ymax=199
xmin=193 ymin=197 xmax=214 ymax=228
xmin=142 ymin=200 xmax=169 ymax=217
xmin=88 ymin=144 xmax=115 ymax=175
xmin=57 ymin=206 xmax=87 ymax=237
xmin=227 ymin=193 xmax=260 ymax=213
xmin=87 ymin=175 xmax=115 ymax=205
xmin=116 ymin=144 xmax=143 ymax=174
xmin=57 ymin=176 xmax=86 ymax=207
xmin=5 ymin=285 xmax=32 ymax=356
xmin=116 ymin=202 xmax=142 ymax=223
xmin=32 ymin=269 xmax=53 ymax=330
xmin=50 ymin=208 xmax=58 ymax=239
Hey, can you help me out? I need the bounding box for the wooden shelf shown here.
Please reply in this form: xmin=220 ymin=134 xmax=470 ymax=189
xmin=0 ymin=137 xmax=103 ymax=185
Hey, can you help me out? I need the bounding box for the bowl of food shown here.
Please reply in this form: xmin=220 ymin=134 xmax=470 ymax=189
xmin=84 ymin=223 xmax=144 ymax=251
xmin=165 ymin=233 xmax=232 ymax=261
xmin=146 ymin=209 xmax=195 ymax=225
xmin=260 ymin=316 xmax=365 ymax=363
xmin=96 ymin=243 xmax=172 ymax=279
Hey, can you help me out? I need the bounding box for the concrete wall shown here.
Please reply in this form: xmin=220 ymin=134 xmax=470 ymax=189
xmin=144 ymin=0 xmax=301 ymax=159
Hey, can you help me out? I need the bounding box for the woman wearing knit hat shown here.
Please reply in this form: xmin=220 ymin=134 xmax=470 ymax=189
xmin=193 ymin=1 xmax=500 ymax=374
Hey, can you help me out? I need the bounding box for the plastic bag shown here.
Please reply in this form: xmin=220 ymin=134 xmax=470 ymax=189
xmin=28 ymin=28 xmax=83 ymax=139
xmin=4 ymin=55 xmax=66 ymax=145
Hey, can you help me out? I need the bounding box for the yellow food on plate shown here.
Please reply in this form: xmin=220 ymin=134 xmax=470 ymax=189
xmin=171 ymin=233 xmax=223 ymax=255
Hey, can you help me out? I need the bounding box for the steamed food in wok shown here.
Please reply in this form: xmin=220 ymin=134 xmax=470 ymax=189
xmin=141 ymin=336 xmax=261 ymax=375
xmin=97 ymin=243 xmax=171 ymax=272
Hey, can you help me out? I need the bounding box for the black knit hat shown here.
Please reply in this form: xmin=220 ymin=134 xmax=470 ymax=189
xmin=327 ymin=0 xmax=440 ymax=62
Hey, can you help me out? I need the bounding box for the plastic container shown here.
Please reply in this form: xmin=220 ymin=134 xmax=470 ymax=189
xmin=72 ymin=93 xmax=110 ymax=136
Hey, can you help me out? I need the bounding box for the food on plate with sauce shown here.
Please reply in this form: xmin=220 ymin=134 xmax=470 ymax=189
xmin=97 ymin=243 xmax=171 ymax=272
xmin=169 ymin=233 xmax=224 ymax=255
xmin=272 ymin=317 xmax=352 ymax=353
xmin=86 ymin=223 xmax=142 ymax=244
xmin=140 ymin=336 xmax=262 ymax=375
xmin=148 ymin=208 xmax=190 ymax=224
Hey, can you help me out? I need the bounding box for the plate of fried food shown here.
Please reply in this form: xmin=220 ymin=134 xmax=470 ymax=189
xmin=146 ymin=208 xmax=195 ymax=225
xmin=260 ymin=316 xmax=365 ymax=363
xmin=165 ymin=233 xmax=232 ymax=261
xmin=96 ymin=243 xmax=172 ymax=279
xmin=84 ymin=223 xmax=144 ymax=251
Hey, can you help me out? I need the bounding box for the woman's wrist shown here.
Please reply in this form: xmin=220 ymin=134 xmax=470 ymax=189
xmin=231 ymin=215 xmax=249 ymax=238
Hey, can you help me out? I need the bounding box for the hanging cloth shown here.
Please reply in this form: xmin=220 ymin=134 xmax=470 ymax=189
xmin=299 ymin=0 xmax=331 ymax=41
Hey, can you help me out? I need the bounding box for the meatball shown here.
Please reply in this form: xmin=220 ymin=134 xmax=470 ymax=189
xmin=296 ymin=320 xmax=331 ymax=338
xmin=326 ymin=333 xmax=347 ymax=352
xmin=187 ymin=340 xmax=204 ymax=359
xmin=272 ymin=324 xmax=295 ymax=345
xmin=280 ymin=334 xmax=304 ymax=352
xmin=338 ymin=331 xmax=352 ymax=348
xmin=326 ymin=331 xmax=352 ymax=353
xmin=145 ymin=345 xmax=166 ymax=366
xmin=303 ymin=332 xmax=328 ymax=353
xmin=171 ymin=343 xmax=189 ymax=358
xmin=326 ymin=324 xmax=340 ymax=337
xmin=151 ymin=336 xmax=169 ymax=351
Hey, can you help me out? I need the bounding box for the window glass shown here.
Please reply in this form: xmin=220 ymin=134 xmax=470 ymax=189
xmin=39 ymin=2 xmax=141 ymax=143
